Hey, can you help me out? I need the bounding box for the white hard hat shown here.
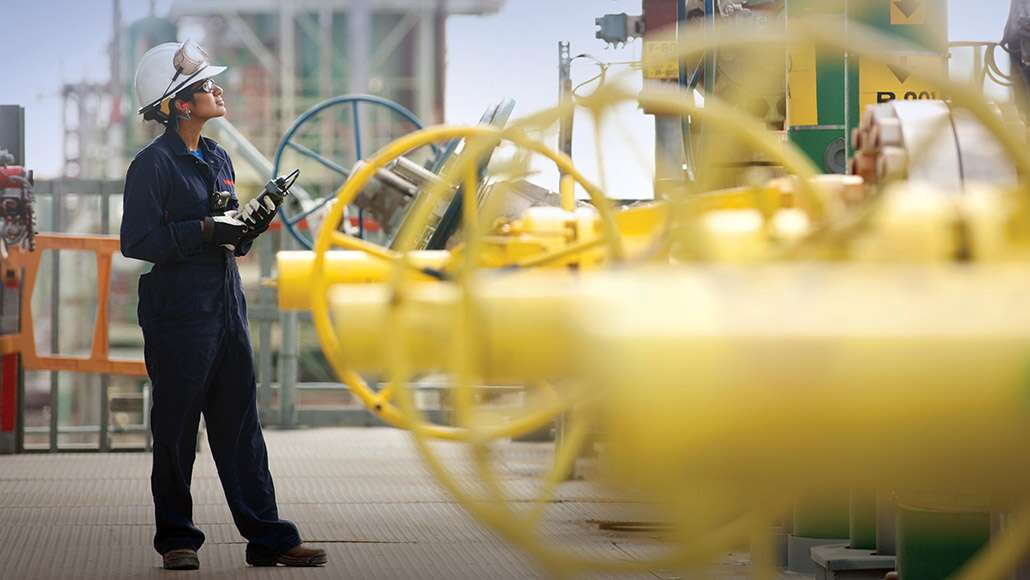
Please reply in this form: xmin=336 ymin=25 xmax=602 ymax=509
xmin=134 ymin=40 xmax=226 ymax=122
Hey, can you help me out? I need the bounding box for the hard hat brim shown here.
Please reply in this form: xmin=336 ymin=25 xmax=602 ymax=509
xmin=137 ymin=64 xmax=228 ymax=116
xmin=193 ymin=65 xmax=227 ymax=84
xmin=171 ymin=65 xmax=227 ymax=98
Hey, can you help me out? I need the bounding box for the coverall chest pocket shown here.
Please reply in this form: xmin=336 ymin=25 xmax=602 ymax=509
xmin=164 ymin=172 xmax=211 ymax=222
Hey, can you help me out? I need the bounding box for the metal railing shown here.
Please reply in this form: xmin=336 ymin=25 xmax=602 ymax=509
xmin=8 ymin=179 xmax=382 ymax=453
xmin=13 ymin=179 xmax=151 ymax=452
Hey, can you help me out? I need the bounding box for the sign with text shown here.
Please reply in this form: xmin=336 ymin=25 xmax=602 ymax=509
xmin=859 ymin=54 xmax=944 ymax=112
xmin=643 ymin=41 xmax=679 ymax=81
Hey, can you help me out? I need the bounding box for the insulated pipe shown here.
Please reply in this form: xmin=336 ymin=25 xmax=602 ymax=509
xmin=276 ymin=250 xmax=450 ymax=311
xmin=588 ymin=266 xmax=1030 ymax=502
xmin=326 ymin=265 xmax=1030 ymax=499
xmin=329 ymin=277 xmax=580 ymax=381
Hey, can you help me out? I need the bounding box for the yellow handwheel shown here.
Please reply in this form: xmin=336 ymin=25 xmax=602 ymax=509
xmin=375 ymin=86 xmax=828 ymax=576
xmin=308 ymin=124 xmax=626 ymax=442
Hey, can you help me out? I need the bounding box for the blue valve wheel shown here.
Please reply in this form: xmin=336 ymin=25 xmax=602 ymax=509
xmin=272 ymin=94 xmax=435 ymax=249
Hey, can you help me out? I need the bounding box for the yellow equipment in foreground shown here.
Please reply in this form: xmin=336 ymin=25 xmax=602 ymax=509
xmin=274 ymin=16 xmax=1030 ymax=580
xmin=324 ymin=262 xmax=1030 ymax=490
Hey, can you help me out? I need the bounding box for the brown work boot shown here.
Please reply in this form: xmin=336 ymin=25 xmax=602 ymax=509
xmin=246 ymin=544 xmax=327 ymax=567
xmin=162 ymin=548 xmax=199 ymax=570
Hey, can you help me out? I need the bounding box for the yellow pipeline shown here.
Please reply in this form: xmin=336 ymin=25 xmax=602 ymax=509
xmin=587 ymin=266 xmax=1030 ymax=505
xmin=327 ymin=280 xmax=579 ymax=380
xmin=328 ymin=265 xmax=1030 ymax=501
xmin=276 ymin=183 xmax=844 ymax=313
xmin=277 ymin=250 xmax=450 ymax=311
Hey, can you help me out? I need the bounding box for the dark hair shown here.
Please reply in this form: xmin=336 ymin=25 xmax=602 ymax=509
xmin=142 ymin=103 xmax=169 ymax=125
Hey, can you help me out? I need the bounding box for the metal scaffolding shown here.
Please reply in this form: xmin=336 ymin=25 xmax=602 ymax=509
xmin=166 ymin=0 xmax=504 ymax=168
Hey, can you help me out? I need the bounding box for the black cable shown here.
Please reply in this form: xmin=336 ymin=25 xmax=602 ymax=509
xmin=279 ymin=168 xmax=301 ymax=192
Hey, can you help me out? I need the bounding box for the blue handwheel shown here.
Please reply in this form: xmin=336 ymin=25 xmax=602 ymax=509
xmin=272 ymin=94 xmax=437 ymax=249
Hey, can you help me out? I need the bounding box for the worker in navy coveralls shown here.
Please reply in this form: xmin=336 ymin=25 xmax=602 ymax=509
xmin=121 ymin=40 xmax=326 ymax=571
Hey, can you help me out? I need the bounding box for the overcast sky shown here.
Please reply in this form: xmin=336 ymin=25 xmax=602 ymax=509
xmin=2 ymin=0 xmax=1016 ymax=197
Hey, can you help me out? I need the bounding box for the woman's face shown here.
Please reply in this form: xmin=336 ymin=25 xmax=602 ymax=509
xmin=185 ymin=79 xmax=226 ymax=120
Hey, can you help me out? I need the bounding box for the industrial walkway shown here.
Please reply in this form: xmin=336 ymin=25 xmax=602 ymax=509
xmin=0 ymin=428 xmax=785 ymax=579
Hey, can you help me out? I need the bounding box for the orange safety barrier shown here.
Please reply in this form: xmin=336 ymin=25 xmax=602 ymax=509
xmin=0 ymin=234 xmax=146 ymax=377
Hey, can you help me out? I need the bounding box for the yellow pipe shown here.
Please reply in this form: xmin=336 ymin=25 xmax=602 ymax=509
xmin=328 ymin=265 xmax=1030 ymax=499
xmin=276 ymin=250 xmax=450 ymax=311
xmin=330 ymin=231 xmax=401 ymax=261
xmin=281 ymin=189 xmax=805 ymax=312
xmin=512 ymin=237 xmax=606 ymax=269
xmin=559 ymin=173 xmax=576 ymax=212
xmin=329 ymin=279 xmax=579 ymax=381
xmin=588 ymin=266 xmax=1030 ymax=502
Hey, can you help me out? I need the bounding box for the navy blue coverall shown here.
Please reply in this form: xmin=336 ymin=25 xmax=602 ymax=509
xmin=120 ymin=128 xmax=301 ymax=558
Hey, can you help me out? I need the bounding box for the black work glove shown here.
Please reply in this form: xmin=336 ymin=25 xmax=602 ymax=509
xmin=203 ymin=214 xmax=247 ymax=249
xmin=240 ymin=221 xmax=269 ymax=244
xmin=238 ymin=196 xmax=280 ymax=232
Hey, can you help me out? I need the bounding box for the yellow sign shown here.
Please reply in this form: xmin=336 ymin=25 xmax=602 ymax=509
xmin=787 ymin=43 xmax=819 ymax=127
xmin=858 ymin=54 xmax=944 ymax=112
xmin=890 ymin=0 xmax=926 ymax=25
xmin=643 ymin=41 xmax=678 ymax=81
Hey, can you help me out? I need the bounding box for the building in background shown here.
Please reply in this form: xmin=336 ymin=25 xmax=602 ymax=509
xmin=65 ymin=0 xmax=505 ymax=181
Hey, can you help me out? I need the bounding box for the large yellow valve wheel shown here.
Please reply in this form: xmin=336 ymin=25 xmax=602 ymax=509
xmin=307 ymin=123 xmax=627 ymax=442
xmin=353 ymin=71 xmax=839 ymax=579
xmin=304 ymin=74 xmax=833 ymax=444
xmin=297 ymin=24 xmax=840 ymax=447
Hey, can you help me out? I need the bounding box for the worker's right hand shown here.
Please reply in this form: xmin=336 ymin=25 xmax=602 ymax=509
xmin=238 ymin=196 xmax=279 ymax=231
xmin=203 ymin=214 xmax=247 ymax=248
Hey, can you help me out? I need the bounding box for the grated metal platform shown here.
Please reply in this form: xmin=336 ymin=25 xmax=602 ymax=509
xmin=0 ymin=427 xmax=792 ymax=579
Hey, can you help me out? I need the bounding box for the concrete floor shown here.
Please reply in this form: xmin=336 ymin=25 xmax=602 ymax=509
xmin=0 ymin=427 xmax=809 ymax=579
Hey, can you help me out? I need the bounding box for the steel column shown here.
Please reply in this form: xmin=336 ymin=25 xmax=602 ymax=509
xmin=98 ymin=192 xmax=110 ymax=451
xmin=279 ymin=3 xmax=297 ymax=136
xmin=558 ymin=41 xmax=573 ymax=160
xmin=417 ymin=6 xmax=437 ymax=122
xmin=278 ymin=225 xmax=298 ymax=428
xmin=349 ymin=0 xmax=372 ymax=95
xmin=48 ymin=186 xmax=61 ymax=452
